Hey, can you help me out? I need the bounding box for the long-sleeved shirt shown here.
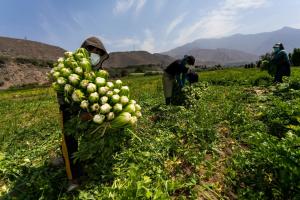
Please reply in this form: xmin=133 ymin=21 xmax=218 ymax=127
xmin=271 ymin=50 xmax=291 ymax=76
xmin=164 ymin=59 xmax=188 ymax=87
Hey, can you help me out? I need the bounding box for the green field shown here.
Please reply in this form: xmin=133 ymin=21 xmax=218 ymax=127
xmin=1 ymin=68 xmax=300 ymax=199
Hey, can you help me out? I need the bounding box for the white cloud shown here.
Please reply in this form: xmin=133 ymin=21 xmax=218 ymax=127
xmin=140 ymin=29 xmax=155 ymax=52
xmin=224 ymin=0 xmax=267 ymax=9
xmin=103 ymin=36 xmax=140 ymax=51
xmin=175 ymin=0 xmax=268 ymax=45
xmin=94 ymin=35 xmax=112 ymax=46
xmin=113 ymin=0 xmax=147 ymax=15
xmin=71 ymin=12 xmax=94 ymax=29
xmin=99 ymin=29 xmax=155 ymax=53
xmin=116 ymin=38 xmax=140 ymax=49
xmin=154 ymin=0 xmax=168 ymax=13
xmin=166 ymin=13 xmax=187 ymax=36
xmin=135 ymin=0 xmax=147 ymax=14
xmin=113 ymin=0 xmax=135 ymax=14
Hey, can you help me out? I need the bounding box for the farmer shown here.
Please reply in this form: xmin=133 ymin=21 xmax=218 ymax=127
xmin=52 ymin=37 xmax=109 ymax=192
xmin=270 ymin=43 xmax=291 ymax=83
xmin=163 ymin=55 xmax=195 ymax=105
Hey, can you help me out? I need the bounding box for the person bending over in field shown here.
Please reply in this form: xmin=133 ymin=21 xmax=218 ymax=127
xmin=162 ymin=55 xmax=195 ymax=105
xmin=270 ymin=43 xmax=291 ymax=83
xmin=51 ymin=37 xmax=109 ymax=192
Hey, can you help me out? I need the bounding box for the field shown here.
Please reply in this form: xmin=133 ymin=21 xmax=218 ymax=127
xmin=1 ymin=68 xmax=300 ymax=199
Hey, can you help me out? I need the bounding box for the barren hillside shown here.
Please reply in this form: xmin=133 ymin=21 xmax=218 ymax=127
xmin=0 ymin=37 xmax=175 ymax=89
xmin=0 ymin=36 xmax=65 ymax=60
xmin=102 ymin=51 xmax=175 ymax=68
xmin=0 ymin=37 xmax=66 ymax=89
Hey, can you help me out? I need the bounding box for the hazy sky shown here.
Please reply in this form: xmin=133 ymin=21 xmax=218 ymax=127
xmin=1 ymin=0 xmax=300 ymax=53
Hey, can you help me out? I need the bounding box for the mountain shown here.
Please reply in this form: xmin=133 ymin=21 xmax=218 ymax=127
xmin=0 ymin=37 xmax=175 ymax=89
xmin=0 ymin=36 xmax=66 ymax=89
xmin=0 ymin=36 xmax=65 ymax=60
xmin=102 ymin=51 xmax=175 ymax=69
xmin=164 ymin=27 xmax=300 ymax=61
xmin=165 ymin=48 xmax=258 ymax=66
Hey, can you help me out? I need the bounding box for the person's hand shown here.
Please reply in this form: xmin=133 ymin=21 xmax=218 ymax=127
xmin=80 ymin=112 xmax=93 ymax=121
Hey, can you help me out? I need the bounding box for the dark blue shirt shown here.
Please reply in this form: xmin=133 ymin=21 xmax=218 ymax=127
xmin=165 ymin=59 xmax=188 ymax=86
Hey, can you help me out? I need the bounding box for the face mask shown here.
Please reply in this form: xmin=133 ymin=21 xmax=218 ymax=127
xmin=90 ymin=53 xmax=101 ymax=66
xmin=273 ymin=47 xmax=280 ymax=53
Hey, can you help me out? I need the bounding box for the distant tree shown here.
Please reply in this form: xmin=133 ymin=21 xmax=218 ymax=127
xmin=260 ymin=52 xmax=272 ymax=62
xmin=257 ymin=60 xmax=261 ymax=68
xmin=291 ymin=48 xmax=300 ymax=66
xmin=288 ymin=53 xmax=293 ymax=66
xmin=134 ymin=67 xmax=144 ymax=73
xmin=216 ymin=64 xmax=222 ymax=69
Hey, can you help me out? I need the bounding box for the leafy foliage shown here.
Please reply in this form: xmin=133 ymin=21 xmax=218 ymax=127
xmin=1 ymin=68 xmax=300 ymax=199
xmin=291 ymin=48 xmax=300 ymax=66
xmin=225 ymin=77 xmax=300 ymax=199
xmin=171 ymin=82 xmax=208 ymax=106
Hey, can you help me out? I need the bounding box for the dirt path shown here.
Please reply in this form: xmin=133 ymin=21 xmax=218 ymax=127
xmin=196 ymin=122 xmax=238 ymax=200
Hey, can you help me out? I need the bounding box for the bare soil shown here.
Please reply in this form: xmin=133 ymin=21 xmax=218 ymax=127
xmin=0 ymin=62 xmax=50 ymax=89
